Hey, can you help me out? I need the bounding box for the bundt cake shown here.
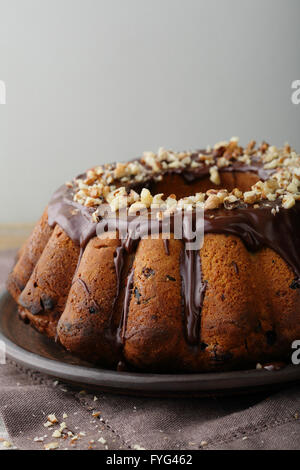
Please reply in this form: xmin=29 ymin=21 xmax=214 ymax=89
xmin=6 ymin=138 xmax=300 ymax=372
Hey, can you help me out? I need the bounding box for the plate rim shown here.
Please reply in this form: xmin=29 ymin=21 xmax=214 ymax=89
xmin=1 ymin=289 xmax=300 ymax=394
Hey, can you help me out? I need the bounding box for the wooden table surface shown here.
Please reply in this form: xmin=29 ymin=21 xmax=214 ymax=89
xmin=0 ymin=224 xmax=34 ymax=251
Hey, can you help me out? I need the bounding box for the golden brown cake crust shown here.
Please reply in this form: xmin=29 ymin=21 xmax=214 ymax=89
xmin=6 ymin=140 xmax=300 ymax=372
xmin=7 ymin=208 xmax=53 ymax=301
xmin=17 ymin=225 xmax=80 ymax=339
xmin=57 ymin=234 xmax=123 ymax=367
xmin=10 ymin=228 xmax=300 ymax=372
xmin=121 ymin=234 xmax=300 ymax=372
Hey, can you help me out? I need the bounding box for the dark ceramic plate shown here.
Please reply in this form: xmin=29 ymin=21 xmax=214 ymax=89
xmin=1 ymin=290 xmax=300 ymax=397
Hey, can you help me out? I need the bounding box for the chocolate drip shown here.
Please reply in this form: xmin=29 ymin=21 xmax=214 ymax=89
xmin=73 ymin=246 xmax=84 ymax=279
xmin=204 ymin=203 xmax=300 ymax=279
xmin=48 ymin=184 xmax=97 ymax=248
xmin=75 ymin=278 xmax=101 ymax=313
xmin=76 ymin=277 xmax=90 ymax=295
xmin=111 ymin=245 xmax=132 ymax=357
xmin=47 ymin=157 xmax=274 ymax=249
xmin=118 ymin=269 xmax=134 ymax=344
xmin=113 ymin=246 xmax=125 ymax=302
xmin=180 ymin=248 xmax=207 ymax=345
xmin=180 ymin=211 xmax=208 ymax=345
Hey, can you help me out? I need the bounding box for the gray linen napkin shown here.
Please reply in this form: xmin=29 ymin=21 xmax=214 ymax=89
xmin=1 ymin=249 xmax=300 ymax=450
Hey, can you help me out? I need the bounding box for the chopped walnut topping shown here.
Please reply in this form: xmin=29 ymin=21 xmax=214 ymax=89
xmin=243 ymin=191 xmax=258 ymax=204
xmin=245 ymin=140 xmax=256 ymax=154
xmin=2 ymin=441 xmax=12 ymax=448
xmin=209 ymin=166 xmax=221 ymax=185
xmin=287 ymin=181 xmax=298 ymax=193
xmin=140 ymin=188 xmax=153 ymax=207
xmin=47 ymin=414 xmax=58 ymax=424
xmin=217 ymin=156 xmax=230 ymax=168
xmin=214 ymin=140 xmax=228 ymax=150
xmin=69 ymin=139 xmax=300 ymax=214
xmin=128 ymin=202 xmax=147 ymax=215
xmin=152 ymin=193 xmax=165 ymax=206
xmin=205 ymin=195 xmax=221 ymax=210
xmin=44 ymin=441 xmax=59 ymax=450
xmin=232 ymin=188 xmax=243 ymax=199
xmin=282 ymin=194 xmax=296 ymax=209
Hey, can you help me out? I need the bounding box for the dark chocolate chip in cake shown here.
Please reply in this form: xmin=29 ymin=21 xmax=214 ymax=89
xmin=290 ymin=279 xmax=300 ymax=290
xmin=41 ymin=295 xmax=55 ymax=310
xmin=134 ymin=287 xmax=141 ymax=304
xmin=142 ymin=267 xmax=155 ymax=278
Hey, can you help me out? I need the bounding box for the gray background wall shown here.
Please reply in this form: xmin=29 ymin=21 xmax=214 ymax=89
xmin=0 ymin=0 xmax=299 ymax=223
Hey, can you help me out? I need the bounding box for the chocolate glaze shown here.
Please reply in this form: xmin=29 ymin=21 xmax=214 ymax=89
xmin=48 ymin=186 xmax=96 ymax=248
xmin=204 ymin=202 xmax=300 ymax=279
xmin=180 ymin=248 xmax=207 ymax=345
xmin=119 ymin=269 xmax=134 ymax=344
xmin=113 ymin=246 xmax=125 ymax=303
xmin=76 ymin=277 xmax=90 ymax=296
xmin=48 ymin=160 xmax=300 ymax=348
xmin=75 ymin=278 xmax=101 ymax=313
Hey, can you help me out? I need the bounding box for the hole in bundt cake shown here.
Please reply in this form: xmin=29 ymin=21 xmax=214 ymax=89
xmin=149 ymin=171 xmax=260 ymax=200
